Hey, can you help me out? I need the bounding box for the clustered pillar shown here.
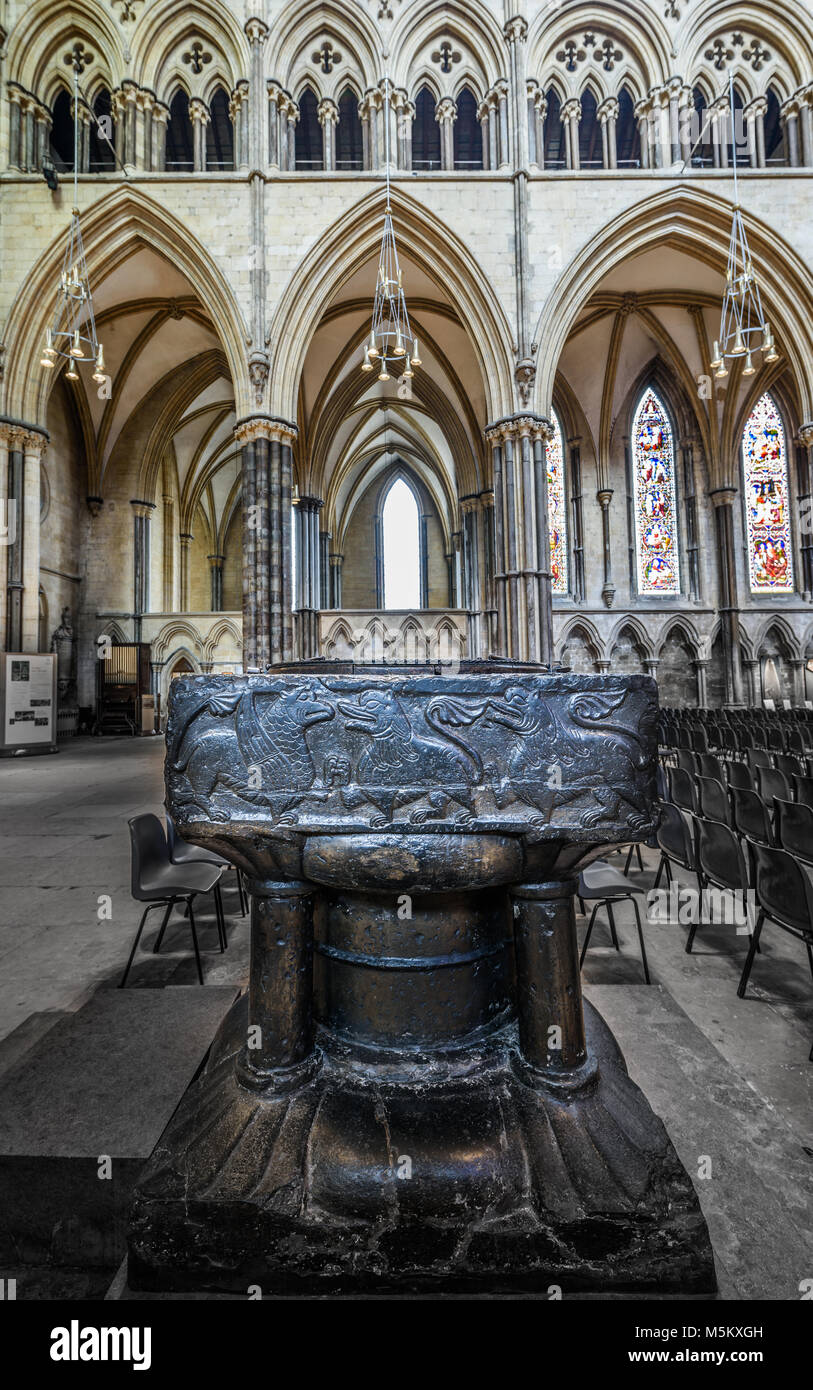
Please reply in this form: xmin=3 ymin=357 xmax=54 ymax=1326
xmin=236 ymin=416 xmax=296 ymax=669
xmin=486 ymin=415 xmax=554 ymax=664
xmin=294 ymin=494 xmax=323 ymax=660
xmin=0 ymin=422 xmax=47 ymax=654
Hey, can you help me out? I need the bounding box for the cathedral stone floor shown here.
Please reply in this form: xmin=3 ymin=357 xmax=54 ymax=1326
xmin=0 ymin=736 xmax=810 ymax=1300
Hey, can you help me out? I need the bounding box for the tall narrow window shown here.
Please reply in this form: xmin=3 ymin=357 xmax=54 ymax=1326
xmin=764 ymin=88 xmax=786 ymax=165
xmin=691 ymin=87 xmax=714 ymax=167
xmin=295 ymin=86 xmax=321 ymax=169
xmin=49 ymin=89 xmax=74 ymax=170
xmin=206 ymin=87 xmax=234 ymax=170
xmin=454 ymin=87 xmax=482 ymax=168
xmin=88 ymin=89 xmax=115 ymax=171
xmin=544 ymin=88 xmax=565 ymax=168
xmin=548 ymin=409 xmax=568 ymax=594
xmin=413 ymin=87 xmax=440 ymax=170
xmin=578 ymin=88 xmax=600 ymax=168
xmin=632 ymin=388 xmax=680 ymax=595
xmin=616 ymin=87 xmax=640 ymax=167
xmin=165 ymin=89 xmax=194 ymax=170
xmin=383 ymin=478 xmax=420 ymax=609
xmin=742 ymin=392 xmax=794 ymax=593
xmin=336 ymin=87 xmax=362 ymax=169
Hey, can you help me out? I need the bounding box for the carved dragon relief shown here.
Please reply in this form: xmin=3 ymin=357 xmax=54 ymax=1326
xmin=165 ymin=674 xmax=658 ymax=839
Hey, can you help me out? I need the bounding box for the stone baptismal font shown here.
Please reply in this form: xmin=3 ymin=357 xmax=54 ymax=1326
xmin=128 ymin=661 xmax=715 ymax=1294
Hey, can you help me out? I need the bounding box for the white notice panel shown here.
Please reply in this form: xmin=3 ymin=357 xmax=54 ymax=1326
xmin=2 ymin=653 xmax=57 ymax=749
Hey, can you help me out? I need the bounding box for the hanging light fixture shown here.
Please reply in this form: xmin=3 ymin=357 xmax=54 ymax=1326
xmin=715 ymin=71 xmax=778 ymax=375
xmin=40 ymin=67 xmax=103 ymax=380
xmin=360 ymin=76 xmax=420 ymax=381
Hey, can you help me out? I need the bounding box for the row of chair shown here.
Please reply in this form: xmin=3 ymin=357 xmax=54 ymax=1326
xmin=665 ymin=763 xmax=813 ymax=850
xmin=656 ymin=802 xmax=813 ymax=1058
xmin=669 ymin=747 xmax=813 ymax=788
xmin=121 ymin=813 xmax=246 ymax=987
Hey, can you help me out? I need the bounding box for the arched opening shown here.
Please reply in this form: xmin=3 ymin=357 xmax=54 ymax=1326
xmin=295 ymin=86 xmax=322 ymax=169
xmin=88 ymin=89 xmax=115 ymax=172
xmin=454 ymin=87 xmax=482 ymax=169
xmin=578 ymin=89 xmax=601 ymax=169
xmin=742 ymin=392 xmax=794 ymax=593
xmin=544 ymin=88 xmax=565 ymax=168
xmin=382 ymin=477 xmax=421 ymax=610
xmin=165 ymin=90 xmax=194 ymax=171
xmin=764 ymin=88 xmax=786 ymax=165
xmin=206 ymin=87 xmax=234 ymax=171
xmin=631 ymin=387 xmax=680 ymax=595
xmin=336 ymin=87 xmax=362 ymax=170
xmin=726 ymin=85 xmax=747 ymax=166
xmin=49 ymin=88 xmax=74 ymax=171
xmin=691 ymin=88 xmax=714 ymax=167
xmin=616 ymin=87 xmax=640 ymax=168
xmin=413 ymin=87 xmax=440 ymax=170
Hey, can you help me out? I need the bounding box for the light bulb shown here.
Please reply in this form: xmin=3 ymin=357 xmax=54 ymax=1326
xmin=368 ymin=331 xmax=379 ymax=359
xmin=403 ymin=356 xmax=414 ymax=379
xmin=743 ymin=351 xmax=755 ymax=376
xmin=715 ymin=360 xmax=729 ymax=379
xmin=764 ymin=340 xmax=779 ymax=363
xmin=361 ymin=346 xmax=373 ymax=372
xmin=66 ymin=358 xmax=79 ymax=380
xmin=411 ymin=339 xmax=422 ymax=367
xmin=393 ymin=332 xmax=405 ymax=357
xmin=731 ymin=328 xmax=745 ymax=356
xmin=710 ymin=340 xmax=722 ymax=370
xmin=378 ymin=364 xmax=390 ymax=382
xmin=40 ymin=353 xmax=55 ymax=369
xmin=72 ymin=329 xmax=85 ymax=358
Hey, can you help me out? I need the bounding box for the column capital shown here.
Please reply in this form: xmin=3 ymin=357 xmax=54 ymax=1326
xmin=504 ymin=15 xmax=528 ymax=44
xmin=267 ymin=81 xmax=287 ymax=110
xmin=435 ymin=97 xmax=457 ymax=125
xmin=178 ymin=531 xmax=194 ymax=547
xmin=234 ymin=414 xmax=298 ymax=446
xmin=151 ymin=101 xmax=170 ymax=129
xmin=798 ymin=423 xmax=813 ymax=447
xmin=744 ymin=95 xmax=768 ymax=120
xmin=485 ymin=413 xmax=553 ymax=444
xmin=130 ymin=498 xmax=156 ymax=517
xmin=245 ymin=16 xmax=269 ymax=46
xmin=317 ymin=97 xmax=339 ymax=127
xmin=561 ymin=97 xmax=582 ymax=123
xmin=189 ymin=97 xmax=210 ymax=126
xmin=633 ymin=96 xmax=652 ymax=120
xmin=596 ymin=489 xmax=613 ymax=507
xmin=597 ymin=96 xmax=619 ymax=123
xmin=780 ymin=95 xmax=801 ymax=120
xmin=708 ymin=485 xmax=738 ymax=508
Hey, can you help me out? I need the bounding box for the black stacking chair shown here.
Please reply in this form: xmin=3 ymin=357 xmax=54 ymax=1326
xmin=668 ymin=766 xmax=697 ymax=813
xmin=675 ymin=748 xmax=699 ymax=775
xmin=578 ymin=860 xmax=650 ymax=984
xmin=738 ymin=841 xmax=813 ymax=1060
xmin=756 ymin=765 xmax=792 ymax=809
xmin=775 ymin=753 xmax=804 ymax=780
xmin=688 ymin=818 xmax=751 ymax=955
xmin=793 ymin=774 xmax=813 ymax=811
xmin=656 ymin=763 xmax=670 ymax=800
xmin=774 ymin=798 xmax=813 ymax=870
xmin=697 ymin=753 xmax=724 ymax=782
xmin=766 ymin=726 xmax=785 ymax=752
xmin=724 ymin=759 xmax=752 ymax=791
xmin=785 ymin=728 xmax=806 ymax=757
xmin=654 ymin=802 xmax=699 ymax=889
xmin=121 ymin=814 xmax=225 ymax=988
xmin=166 ymin=813 xmax=247 ymax=923
xmin=746 ymin=748 xmax=772 ymax=775
xmin=730 ymin=786 xmax=774 ymax=847
xmin=695 ymin=774 xmax=733 ymax=826
xmin=688 ymin=725 xmax=709 ymax=753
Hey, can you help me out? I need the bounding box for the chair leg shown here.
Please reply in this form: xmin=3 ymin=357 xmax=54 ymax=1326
xmin=623 ymin=844 xmax=634 ymax=875
xmin=186 ymin=896 xmax=204 ymax=985
xmin=685 ymin=915 xmax=701 ymax=955
xmin=653 ymin=854 xmax=665 ymax=890
xmin=214 ymin=883 xmax=226 ymax=952
xmin=635 ymin=843 xmax=644 ymax=872
xmin=577 ymin=896 xmax=585 ymax=916
xmin=607 ymin=900 xmax=620 ymax=950
xmin=119 ymin=904 xmax=155 ymax=988
xmin=236 ymin=868 xmax=247 ymax=917
xmin=152 ymin=900 xmax=174 ymax=954
xmin=632 ymin=898 xmax=651 ymax=984
xmin=805 ymin=942 xmax=813 ymax=981
xmin=579 ymin=902 xmax=601 ymax=967
xmin=737 ymin=911 xmax=765 ymax=999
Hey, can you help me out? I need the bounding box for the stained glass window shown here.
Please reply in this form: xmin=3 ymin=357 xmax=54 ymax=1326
xmin=548 ymin=408 xmax=568 ymax=594
xmin=632 ymin=388 xmax=680 ymax=595
xmin=742 ymin=393 xmax=794 ymax=594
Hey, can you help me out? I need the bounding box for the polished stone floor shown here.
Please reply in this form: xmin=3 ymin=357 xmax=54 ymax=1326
xmin=0 ymin=736 xmax=810 ymax=1299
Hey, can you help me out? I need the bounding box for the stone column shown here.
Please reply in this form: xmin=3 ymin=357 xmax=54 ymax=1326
xmin=504 ymin=15 xmax=528 ymax=172
xmin=208 ymin=555 xmax=225 ymax=611
xmin=229 ymin=81 xmax=250 ymax=171
xmin=396 ymin=94 xmax=414 ymax=170
xmin=295 ymin=494 xmax=322 ymax=659
xmin=319 ymin=529 xmax=331 ymax=609
xmin=0 ymin=425 xmax=13 ymax=647
xmin=798 ymin=425 xmax=813 ymax=599
xmin=4 ymin=428 xmax=24 ymax=650
xmin=8 ymin=86 xmax=23 ymax=169
xmin=695 ymin=657 xmax=709 ymax=707
xmin=597 ymin=97 xmax=619 ymax=169
xmin=478 ymin=98 xmax=491 ymax=170
xmin=435 ymin=97 xmax=456 ymax=171
xmin=178 ymin=533 xmax=193 ymax=612
xmin=712 ymin=99 xmax=730 ymax=168
xmin=329 ymin=552 xmax=343 ymax=609
xmin=245 ymin=17 xmax=269 ymax=170
xmin=150 ymin=102 xmax=169 ymax=171
xmin=189 ymin=98 xmax=209 ymax=173
xmin=666 ymin=78 xmax=683 ymax=164
xmin=510 ymin=880 xmax=589 ymax=1087
xmin=285 ymin=98 xmax=298 ymax=170
xmin=161 ymin=493 xmax=175 ymax=609
xmin=530 ymin=87 xmax=546 ymax=170
xmin=496 ymin=79 xmax=510 ymax=168
xmin=561 ymin=98 xmax=581 ymax=171
xmin=236 ymin=880 xmax=321 ymax=1092
xmin=744 ymin=96 xmax=767 ymax=168
xmin=799 ymin=85 xmax=813 ymax=167
xmin=318 ymin=98 xmax=338 ymax=171
xmin=678 ymin=85 xmax=694 ymax=164
xmin=709 ymin=487 xmax=744 ymax=705
xmin=130 ymin=499 xmax=154 ymax=642
xmin=597 ymin=489 xmax=615 ymax=609
xmin=781 ymin=97 xmax=801 ymax=167
xmin=267 ymin=84 xmax=285 ymax=168
xmin=235 ymin=417 xmax=297 ymax=669
xmin=650 ymin=86 xmax=670 ymax=168
xmin=634 ymin=98 xmax=651 ymax=168
xmin=486 ymin=416 xmax=554 ymax=663
xmin=17 ymin=429 xmax=46 ymax=653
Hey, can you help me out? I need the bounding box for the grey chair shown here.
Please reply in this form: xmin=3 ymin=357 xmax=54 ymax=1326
xmin=739 ymin=840 xmax=813 ymax=1061
xmin=578 ymin=859 xmax=650 ymax=984
xmin=166 ymin=813 xmax=247 ymax=924
xmin=121 ymin=814 xmax=225 ymax=988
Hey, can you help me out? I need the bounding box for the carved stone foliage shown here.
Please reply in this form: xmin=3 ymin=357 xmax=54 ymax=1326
xmin=165 ymin=668 xmax=658 ymax=841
